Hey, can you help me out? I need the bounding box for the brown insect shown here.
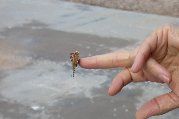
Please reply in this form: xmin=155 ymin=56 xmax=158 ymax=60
xmin=70 ymin=51 xmax=79 ymax=77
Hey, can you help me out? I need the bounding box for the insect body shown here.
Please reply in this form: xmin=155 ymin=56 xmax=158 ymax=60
xmin=70 ymin=51 xmax=79 ymax=77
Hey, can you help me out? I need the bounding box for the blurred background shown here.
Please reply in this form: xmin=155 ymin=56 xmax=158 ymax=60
xmin=0 ymin=0 xmax=178 ymax=119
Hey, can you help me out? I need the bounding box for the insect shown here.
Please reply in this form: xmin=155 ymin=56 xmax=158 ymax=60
xmin=70 ymin=51 xmax=80 ymax=77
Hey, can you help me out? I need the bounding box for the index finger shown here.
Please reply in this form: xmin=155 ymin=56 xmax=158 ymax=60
xmin=79 ymin=50 xmax=135 ymax=69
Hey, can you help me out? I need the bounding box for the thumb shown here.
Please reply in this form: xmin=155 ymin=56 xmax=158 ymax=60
xmin=136 ymin=92 xmax=179 ymax=119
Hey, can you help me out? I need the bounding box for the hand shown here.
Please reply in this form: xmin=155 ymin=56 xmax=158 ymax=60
xmin=79 ymin=25 xmax=179 ymax=119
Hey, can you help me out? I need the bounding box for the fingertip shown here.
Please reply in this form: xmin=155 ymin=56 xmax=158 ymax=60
xmin=78 ymin=58 xmax=85 ymax=68
xmin=131 ymin=63 xmax=138 ymax=73
xmin=108 ymin=85 xmax=120 ymax=96
xmin=108 ymin=77 xmax=124 ymax=96
xmin=108 ymin=88 xmax=115 ymax=96
xmin=131 ymin=60 xmax=141 ymax=73
xmin=165 ymin=72 xmax=172 ymax=84
xmin=159 ymin=74 xmax=171 ymax=84
xmin=131 ymin=53 xmax=146 ymax=73
xmin=136 ymin=100 xmax=157 ymax=119
xmin=78 ymin=57 xmax=96 ymax=69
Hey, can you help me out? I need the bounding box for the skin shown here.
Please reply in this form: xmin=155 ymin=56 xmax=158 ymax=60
xmin=79 ymin=25 xmax=179 ymax=119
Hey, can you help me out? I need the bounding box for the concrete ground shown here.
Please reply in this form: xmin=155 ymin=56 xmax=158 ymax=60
xmin=0 ymin=0 xmax=178 ymax=119
xmin=65 ymin=0 xmax=179 ymax=17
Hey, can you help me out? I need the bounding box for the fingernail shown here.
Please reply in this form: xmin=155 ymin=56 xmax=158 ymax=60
xmin=108 ymin=87 xmax=113 ymax=96
xmin=159 ymin=74 xmax=170 ymax=84
xmin=131 ymin=62 xmax=138 ymax=73
xmin=108 ymin=86 xmax=116 ymax=96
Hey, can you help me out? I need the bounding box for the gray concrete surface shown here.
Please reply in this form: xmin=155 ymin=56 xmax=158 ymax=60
xmin=0 ymin=0 xmax=178 ymax=119
xmin=65 ymin=0 xmax=179 ymax=17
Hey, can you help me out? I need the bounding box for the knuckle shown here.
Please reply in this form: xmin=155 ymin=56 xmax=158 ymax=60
xmin=152 ymin=97 xmax=161 ymax=114
xmin=152 ymin=25 xmax=172 ymax=41
xmin=167 ymin=93 xmax=179 ymax=107
xmin=157 ymin=24 xmax=172 ymax=33
xmin=163 ymin=24 xmax=173 ymax=31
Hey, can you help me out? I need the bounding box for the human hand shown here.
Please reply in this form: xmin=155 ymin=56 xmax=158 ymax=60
xmin=79 ymin=25 xmax=179 ymax=119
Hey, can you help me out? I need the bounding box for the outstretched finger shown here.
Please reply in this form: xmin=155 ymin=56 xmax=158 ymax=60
xmin=79 ymin=50 xmax=135 ymax=69
xmin=136 ymin=92 xmax=179 ymax=119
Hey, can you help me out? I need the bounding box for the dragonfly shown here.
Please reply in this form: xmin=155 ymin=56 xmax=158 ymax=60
xmin=70 ymin=51 xmax=79 ymax=77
